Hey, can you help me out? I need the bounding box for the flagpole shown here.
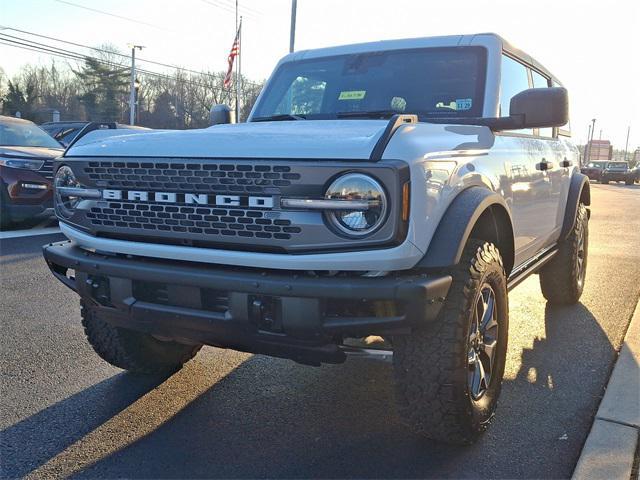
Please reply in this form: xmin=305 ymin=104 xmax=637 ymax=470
xmin=234 ymin=0 xmax=239 ymax=123
xmin=238 ymin=16 xmax=242 ymax=122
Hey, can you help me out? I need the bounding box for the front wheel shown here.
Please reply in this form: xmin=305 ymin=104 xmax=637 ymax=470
xmin=539 ymin=203 xmax=588 ymax=305
xmin=393 ymin=240 xmax=509 ymax=445
xmin=81 ymin=301 xmax=202 ymax=374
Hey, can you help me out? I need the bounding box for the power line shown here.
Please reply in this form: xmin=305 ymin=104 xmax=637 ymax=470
xmin=0 ymin=36 xmax=236 ymax=93
xmin=53 ymin=0 xmax=173 ymax=32
xmin=0 ymin=26 xmax=260 ymax=87
xmin=199 ymin=0 xmax=259 ymax=19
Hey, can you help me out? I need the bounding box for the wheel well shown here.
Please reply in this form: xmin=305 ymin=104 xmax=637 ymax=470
xmin=469 ymin=205 xmax=515 ymax=275
xmin=579 ymin=181 xmax=591 ymax=205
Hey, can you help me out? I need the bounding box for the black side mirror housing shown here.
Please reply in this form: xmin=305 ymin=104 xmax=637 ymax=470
xmin=210 ymin=104 xmax=232 ymax=125
xmin=509 ymin=87 xmax=568 ymax=129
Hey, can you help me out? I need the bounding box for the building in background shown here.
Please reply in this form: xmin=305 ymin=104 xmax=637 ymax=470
xmin=586 ymin=139 xmax=613 ymax=162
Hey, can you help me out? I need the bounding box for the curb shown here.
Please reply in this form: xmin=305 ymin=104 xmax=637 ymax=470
xmin=573 ymin=299 xmax=640 ymax=480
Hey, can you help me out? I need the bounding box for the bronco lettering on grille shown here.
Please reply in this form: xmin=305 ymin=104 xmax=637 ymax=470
xmin=102 ymin=189 xmax=274 ymax=208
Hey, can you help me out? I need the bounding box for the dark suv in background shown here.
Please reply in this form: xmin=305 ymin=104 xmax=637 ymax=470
xmin=601 ymin=161 xmax=634 ymax=185
xmin=581 ymin=161 xmax=608 ymax=182
xmin=0 ymin=116 xmax=63 ymax=227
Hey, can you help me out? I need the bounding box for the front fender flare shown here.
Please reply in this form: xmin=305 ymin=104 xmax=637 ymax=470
xmin=560 ymin=173 xmax=590 ymax=240
xmin=416 ymin=186 xmax=514 ymax=273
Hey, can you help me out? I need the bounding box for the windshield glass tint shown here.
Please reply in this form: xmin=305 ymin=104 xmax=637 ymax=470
xmin=0 ymin=122 xmax=61 ymax=148
xmin=253 ymin=47 xmax=486 ymax=119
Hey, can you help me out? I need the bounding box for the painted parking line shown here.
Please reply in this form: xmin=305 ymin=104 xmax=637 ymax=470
xmin=0 ymin=226 xmax=62 ymax=240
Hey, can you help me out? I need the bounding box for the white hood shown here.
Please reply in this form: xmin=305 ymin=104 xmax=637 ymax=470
xmin=65 ymin=120 xmax=391 ymax=160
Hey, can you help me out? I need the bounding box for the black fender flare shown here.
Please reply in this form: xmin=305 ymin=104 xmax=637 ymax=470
xmin=560 ymin=173 xmax=591 ymax=240
xmin=417 ymin=186 xmax=515 ymax=274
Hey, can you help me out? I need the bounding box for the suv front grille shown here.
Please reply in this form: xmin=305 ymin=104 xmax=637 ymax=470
xmin=83 ymin=161 xmax=302 ymax=193
xmin=86 ymin=201 xmax=302 ymax=240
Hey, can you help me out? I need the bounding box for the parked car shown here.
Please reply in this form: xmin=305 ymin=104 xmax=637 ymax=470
xmin=40 ymin=121 xmax=149 ymax=147
xmin=631 ymin=165 xmax=640 ymax=184
xmin=581 ymin=161 xmax=608 ymax=182
xmin=45 ymin=33 xmax=588 ymax=445
xmin=601 ymin=161 xmax=634 ymax=185
xmin=39 ymin=121 xmax=88 ymax=148
xmin=1 ymin=116 xmax=64 ymax=227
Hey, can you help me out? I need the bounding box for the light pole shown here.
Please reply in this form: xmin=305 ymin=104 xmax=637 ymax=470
xmin=623 ymin=126 xmax=630 ymax=162
xmin=587 ymin=118 xmax=596 ymax=162
xmin=289 ymin=0 xmax=297 ymax=53
xmin=129 ymin=44 xmax=144 ymax=125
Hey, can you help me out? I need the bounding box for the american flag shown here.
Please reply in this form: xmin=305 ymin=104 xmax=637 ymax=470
xmin=224 ymin=22 xmax=241 ymax=90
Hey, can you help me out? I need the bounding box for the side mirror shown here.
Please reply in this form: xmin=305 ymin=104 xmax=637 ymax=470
xmin=509 ymin=87 xmax=568 ymax=128
xmin=210 ymin=104 xmax=232 ymax=126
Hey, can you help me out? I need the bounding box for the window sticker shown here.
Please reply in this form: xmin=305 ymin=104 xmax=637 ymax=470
xmin=456 ymin=98 xmax=473 ymax=111
xmin=338 ymin=90 xmax=366 ymax=100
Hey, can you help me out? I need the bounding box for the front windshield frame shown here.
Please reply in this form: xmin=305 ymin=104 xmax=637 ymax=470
xmin=0 ymin=121 xmax=63 ymax=149
xmin=251 ymin=46 xmax=487 ymax=121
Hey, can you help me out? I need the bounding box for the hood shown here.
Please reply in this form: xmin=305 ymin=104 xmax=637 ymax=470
xmin=0 ymin=145 xmax=64 ymax=159
xmin=65 ymin=120 xmax=390 ymax=160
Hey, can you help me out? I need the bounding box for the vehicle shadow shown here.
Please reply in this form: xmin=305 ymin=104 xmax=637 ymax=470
xmin=2 ymin=302 xmax=621 ymax=479
xmin=0 ymin=373 xmax=169 ymax=479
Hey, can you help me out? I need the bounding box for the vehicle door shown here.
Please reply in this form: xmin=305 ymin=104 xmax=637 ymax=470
xmin=530 ymin=70 xmax=572 ymax=246
xmin=494 ymin=55 xmax=557 ymax=266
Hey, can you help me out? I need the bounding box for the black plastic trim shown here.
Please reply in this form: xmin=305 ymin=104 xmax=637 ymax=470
xmin=417 ymin=186 xmax=514 ymax=271
xmin=560 ymin=173 xmax=590 ymax=240
xmin=369 ymin=114 xmax=418 ymax=161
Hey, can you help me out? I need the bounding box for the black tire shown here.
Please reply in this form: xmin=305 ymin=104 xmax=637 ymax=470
xmin=601 ymin=177 xmax=609 ymax=184
xmin=625 ymin=179 xmax=633 ymax=185
xmin=393 ymin=240 xmax=509 ymax=445
xmin=539 ymin=203 xmax=588 ymax=305
xmin=81 ymin=301 xmax=202 ymax=374
xmin=1 ymin=187 xmax=13 ymax=229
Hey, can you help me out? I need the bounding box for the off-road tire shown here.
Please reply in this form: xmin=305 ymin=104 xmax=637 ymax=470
xmin=393 ymin=240 xmax=509 ymax=445
xmin=539 ymin=203 xmax=588 ymax=305
xmin=81 ymin=301 xmax=202 ymax=374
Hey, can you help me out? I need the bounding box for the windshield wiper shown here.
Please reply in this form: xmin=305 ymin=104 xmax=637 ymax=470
xmin=252 ymin=114 xmax=306 ymax=122
xmin=336 ymin=110 xmax=401 ymax=119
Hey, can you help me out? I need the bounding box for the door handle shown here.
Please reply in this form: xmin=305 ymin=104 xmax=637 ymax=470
xmin=560 ymin=158 xmax=572 ymax=168
xmin=535 ymin=159 xmax=554 ymax=171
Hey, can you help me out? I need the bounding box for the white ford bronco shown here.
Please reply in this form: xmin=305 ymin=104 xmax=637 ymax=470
xmin=44 ymin=33 xmax=590 ymax=444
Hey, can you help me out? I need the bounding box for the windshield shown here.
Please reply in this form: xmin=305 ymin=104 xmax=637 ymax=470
xmin=0 ymin=121 xmax=62 ymax=148
xmin=607 ymin=162 xmax=628 ymax=170
xmin=252 ymin=47 xmax=486 ymax=120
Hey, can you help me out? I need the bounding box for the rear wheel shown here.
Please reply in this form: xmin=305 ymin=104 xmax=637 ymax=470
xmin=539 ymin=203 xmax=588 ymax=305
xmin=393 ymin=240 xmax=509 ymax=445
xmin=81 ymin=301 xmax=202 ymax=374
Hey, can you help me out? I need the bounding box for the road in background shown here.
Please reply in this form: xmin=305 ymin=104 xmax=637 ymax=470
xmin=1 ymin=184 xmax=639 ymax=479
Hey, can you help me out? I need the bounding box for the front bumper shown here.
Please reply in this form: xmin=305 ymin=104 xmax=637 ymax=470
xmin=1 ymin=166 xmax=53 ymax=220
xmin=43 ymin=241 xmax=451 ymax=365
xmin=602 ymin=172 xmax=631 ymax=182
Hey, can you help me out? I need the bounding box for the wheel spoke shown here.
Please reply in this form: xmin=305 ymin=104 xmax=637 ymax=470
xmin=480 ymin=295 xmax=495 ymax=333
xmin=481 ymin=339 xmax=497 ymax=372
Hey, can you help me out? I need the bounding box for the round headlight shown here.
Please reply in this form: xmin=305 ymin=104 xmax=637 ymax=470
xmin=325 ymin=173 xmax=387 ymax=237
xmin=54 ymin=165 xmax=81 ymax=217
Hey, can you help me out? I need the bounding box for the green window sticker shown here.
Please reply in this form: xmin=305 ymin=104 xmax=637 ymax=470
xmin=338 ymin=90 xmax=366 ymax=100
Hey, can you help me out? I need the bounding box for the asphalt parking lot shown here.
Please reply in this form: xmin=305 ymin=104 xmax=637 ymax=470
xmin=1 ymin=183 xmax=639 ymax=479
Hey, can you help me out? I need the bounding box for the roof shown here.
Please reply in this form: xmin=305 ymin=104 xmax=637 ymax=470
xmin=0 ymin=115 xmax=35 ymax=125
xmin=282 ymin=32 xmax=562 ymax=86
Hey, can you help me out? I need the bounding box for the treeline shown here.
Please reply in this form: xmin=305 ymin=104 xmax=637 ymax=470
xmin=0 ymin=46 xmax=264 ymax=128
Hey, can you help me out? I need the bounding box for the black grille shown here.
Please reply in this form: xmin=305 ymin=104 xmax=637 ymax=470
xmin=39 ymin=159 xmax=54 ymax=180
xmin=86 ymin=201 xmax=302 ymax=240
xmin=83 ymin=161 xmax=302 ymax=193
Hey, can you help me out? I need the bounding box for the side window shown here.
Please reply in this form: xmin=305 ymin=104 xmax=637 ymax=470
xmin=500 ymin=55 xmax=532 ymax=134
xmin=274 ymin=76 xmax=327 ymax=116
xmin=531 ymin=70 xmax=553 ymax=138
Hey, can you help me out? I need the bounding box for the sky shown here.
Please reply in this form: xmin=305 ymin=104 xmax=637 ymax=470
xmin=1 ymin=0 xmax=638 ymax=149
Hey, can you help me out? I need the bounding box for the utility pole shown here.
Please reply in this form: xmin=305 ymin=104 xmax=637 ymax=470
xmin=289 ymin=0 xmax=297 ymax=53
xmin=623 ymin=126 xmax=630 ymax=162
xmin=587 ymin=118 xmax=596 ymax=162
xmin=129 ymin=44 xmax=143 ymax=125
xmin=585 ymin=123 xmax=591 ymax=165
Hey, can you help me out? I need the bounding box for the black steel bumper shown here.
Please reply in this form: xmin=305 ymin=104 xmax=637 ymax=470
xmin=43 ymin=241 xmax=451 ymax=364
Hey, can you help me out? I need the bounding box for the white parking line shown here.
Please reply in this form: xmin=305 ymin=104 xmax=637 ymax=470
xmin=0 ymin=227 xmax=62 ymax=240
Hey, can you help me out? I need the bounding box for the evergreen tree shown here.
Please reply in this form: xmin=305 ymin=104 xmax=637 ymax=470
xmin=74 ymin=57 xmax=129 ymax=122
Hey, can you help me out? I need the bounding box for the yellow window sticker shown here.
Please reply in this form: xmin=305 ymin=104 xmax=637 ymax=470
xmin=338 ymin=90 xmax=366 ymax=100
